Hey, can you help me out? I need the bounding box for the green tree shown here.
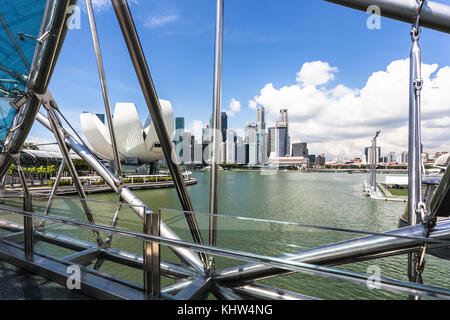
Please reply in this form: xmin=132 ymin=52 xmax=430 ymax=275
xmin=73 ymin=159 xmax=92 ymax=174
xmin=36 ymin=165 xmax=45 ymax=184
xmin=8 ymin=164 xmax=17 ymax=175
xmin=46 ymin=165 xmax=56 ymax=177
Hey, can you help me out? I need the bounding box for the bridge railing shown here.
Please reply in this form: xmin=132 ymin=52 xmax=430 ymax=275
xmin=0 ymin=190 xmax=449 ymax=300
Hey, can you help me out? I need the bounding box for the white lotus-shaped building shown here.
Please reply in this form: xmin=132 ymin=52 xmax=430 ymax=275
xmin=80 ymin=101 xmax=174 ymax=164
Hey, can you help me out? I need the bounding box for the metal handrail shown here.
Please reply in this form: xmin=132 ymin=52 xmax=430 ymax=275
xmin=3 ymin=190 xmax=450 ymax=246
xmin=1 ymin=204 xmax=450 ymax=299
xmin=2 ymin=189 xmax=146 ymax=210
xmin=159 ymin=208 xmax=450 ymax=246
xmin=5 ymin=189 xmax=450 ymax=246
xmin=324 ymin=0 xmax=450 ymax=34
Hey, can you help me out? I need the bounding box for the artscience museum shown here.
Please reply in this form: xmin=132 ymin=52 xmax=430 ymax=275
xmin=80 ymin=100 xmax=174 ymax=173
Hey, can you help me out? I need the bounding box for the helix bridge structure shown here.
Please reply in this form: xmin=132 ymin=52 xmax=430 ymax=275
xmin=0 ymin=0 xmax=449 ymax=300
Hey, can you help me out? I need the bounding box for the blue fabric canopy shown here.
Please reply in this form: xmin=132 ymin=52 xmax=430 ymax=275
xmin=0 ymin=0 xmax=46 ymax=148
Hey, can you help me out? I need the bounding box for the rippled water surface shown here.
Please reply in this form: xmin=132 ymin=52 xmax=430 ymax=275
xmin=4 ymin=171 xmax=448 ymax=299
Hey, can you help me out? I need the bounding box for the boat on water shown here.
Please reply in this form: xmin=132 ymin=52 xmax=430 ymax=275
xmin=0 ymin=0 xmax=448 ymax=301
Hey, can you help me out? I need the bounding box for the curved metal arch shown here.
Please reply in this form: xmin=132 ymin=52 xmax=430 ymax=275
xmin=325 ymin=0 xmax=450 ymax=34
xmin=0 ymin=0 xmax=77 ymax=178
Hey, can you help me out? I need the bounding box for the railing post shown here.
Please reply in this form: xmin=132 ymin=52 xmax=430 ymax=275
xmin=144 ymin=210 xmax=160 ymax=298
xmin=15 ymin=158 xmax=34 ymax=258
xmin=23 ymin=187 xmax=33 ymax=258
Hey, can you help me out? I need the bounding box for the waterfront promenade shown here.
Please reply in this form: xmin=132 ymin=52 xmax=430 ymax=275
xmin=5 ymin=178 xmax=197 ymax=196
xmin=311 ymin=168 xmax=408 ymax=174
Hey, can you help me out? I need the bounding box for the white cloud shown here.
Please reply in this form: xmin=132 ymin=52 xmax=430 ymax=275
xmin=225 ymin=98 xmax=241 ymax=117
xmin=252 ymin=59 xmax=450 ymax=160
xmin=145 ymin=14 xmax=179 ymax=28
xmin=296 ymin=61 xmax=338 ymax=87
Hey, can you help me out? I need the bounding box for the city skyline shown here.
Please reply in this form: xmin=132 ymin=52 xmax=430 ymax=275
xmin=171 ymin=106 xmax=312 ymax=167
xmin=173 ymin=106 xmax=449 ymax=166
xmin=67 ymin=104 xmax=449 ymax=167
xmin=25 ymin=0 xmax=450 ymax=160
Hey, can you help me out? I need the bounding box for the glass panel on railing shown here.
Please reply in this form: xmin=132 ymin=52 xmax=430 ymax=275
xmin=159 ymin=208 xmax=364 ymax=270
xmin=1 ymin=197 xmax=449 ymax=300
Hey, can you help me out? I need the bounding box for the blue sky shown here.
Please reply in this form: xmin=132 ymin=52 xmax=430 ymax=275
xmin=30 ymin=0 xmax=450 ymax=159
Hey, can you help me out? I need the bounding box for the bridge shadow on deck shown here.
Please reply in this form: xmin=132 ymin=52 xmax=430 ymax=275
xmin=0 ymin=261 xmax=90 ymax=300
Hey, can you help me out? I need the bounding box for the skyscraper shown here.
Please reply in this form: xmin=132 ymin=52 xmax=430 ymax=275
xmin=248 ymin=143 xmax=258 ymax=166
xmin=209 ymin=112 xmax=228 ymax=143
xmin=401 ymin=151 xmax=408 ymax=164
xmin=245 ymin=122 xmax=258 ymax=144
xmin=236 ymin=136 xmax=247 ymax=164
xmin=221 ymin=112 xmax=228 ymax=143
xmin=226 ymin=129 xmax=237 ymax=163
xmin=181 ymin=132 xmax=193 ymax=164
xmin=388 ymin=152 xmax=396 ymax=163
xmin=245 ymin=122 xmax=259 ymax=165
xmin=193 ymin=143 xmax=203 ymax=165
xmin=258 ymin=130 xmax=268 ymax=165
xmin=175 ymin=117 xmax=184 ymax=131
xmin=275 ymin=109 xmax=290 ymax=157
xmin=174 ymin=117 xmax=185 ymax=162
xmin=174 ymin=117 xmax=185 ymax=142
xmin=364 ymin=146 xmax=381 ymax=164
xmin=279 ymin=109 xmax=288 ymax=122
xmin=268 ymin=127 xmax=275 ymax=158
xmin=256 ymin=106 xmax=265 ymax=130
xmin=292 ymin=142 xmax=308 ymax=157
xmin=275 ymin=122 xmax=288 ymax=157
xmin=316 ymin=153 xmax=326 ymax=165
xmin=220 ymin=142 xmax=227 ymax=164
xmin=257 ymin=107 xmax=268 ymax=164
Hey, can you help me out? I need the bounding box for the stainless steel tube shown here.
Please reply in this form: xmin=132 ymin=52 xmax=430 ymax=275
xmin=46 ymin=107 xmax=102 ymax=244
xmin=231 ymin=283 xmax=317 ymax=300
xmin=111 ymin=0 xmax=208 ymax=269
xmin=215 ymin=219 xmax=450 ymax=283
xmin=372 ymin=137 xmax=376 ymax=190
xmin=324 ymin=0 xmax=450 ymax=34
xmin=407 ymin=23 xmax=424 ymax=294
xmin=86 ymin=0 xmax=122 ymax=177
xmin=35 ymin=112 xmax=205 ymax=273
xmin=408 ymin=29 xmax=422 ymax=228
xmin=40 ymin=158 xmax=65 ymax=231
xmin=371 ymin=138 xmax=375 ymax=188
xmin=23 ymin=193 xmax=34 ymax=258
xmin=4 ymin=204 xmax=450 ymax=299
xmin=43 ymin=158 xmax=65 ymax=216
xmin=144 ymin=211 xmax=160 ymax=297
xmin=18 ymin=165 xmax=33 ymax=257
xmin=430 ymin=161 xmax=450 ymax=218
xmin=209 ymin=0 xmax=224 ymax=254
xmin=371 ymin=131 xmax=380 ymax=192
